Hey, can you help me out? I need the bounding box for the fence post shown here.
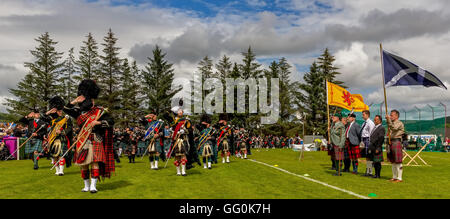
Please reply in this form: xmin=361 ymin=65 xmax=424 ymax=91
xmin=415 ymin=106 xmax=421 ymax=138
xmin=440 ymin=102 xmax=447 ymax=138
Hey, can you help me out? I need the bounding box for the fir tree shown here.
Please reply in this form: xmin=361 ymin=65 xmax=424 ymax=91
xmin=98 ymin=29 xmax=122 ymax=116
xmin=215 ymin=55 xmax=232 ymax=83
xmin=61 ymin=47 xmax=77 ymax=101
xmin=117 ymin=59 xmax=141 ymax=127
xmin=7 ymin=32 xmax=64 ymax=114
xmin=76 ymin=33 xmax=100 ymax=81
xmin=141 ymin=45 xmax=181 ymax=114
xmin=239 ymin=46 xmax=262 ymax=79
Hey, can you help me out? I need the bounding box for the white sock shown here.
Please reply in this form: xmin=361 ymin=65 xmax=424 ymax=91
xmin=150 ymin=161 xmax=154 ymax=169
xmin=397 ymin=164 xmax=403 ymax=181
xmin=90 ymin=178 xmax=97 ymax=191
xmin=155 ymin=161 xmax=158 ymax=169
xmin=59 ymin=165 xmax=64 ymax=175
xmin=181 ymin=165 xmax=186 ymax=175
xmin=226 ymin=156 xmax=230 ymax=163
xmin=222 ymin=157 xmax=225 ymax=163
xmin=204 ymin=163 xmax=207 ymax=169
xmin=55 ymin=165 xmax=60 ymax=175
xmin=208 ymin=162 xmax=211 ymax=168
xmin=176 ymin=166 xmax=181 ymax=175
xmin=82 ymin=179 xmax=90 ymax=192
xmin=392 ymin=164 xmax=398 ymax=179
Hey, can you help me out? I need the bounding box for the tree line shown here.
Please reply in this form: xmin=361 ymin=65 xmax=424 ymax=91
xmin=5 ymin=29 xmax=344 ymax=137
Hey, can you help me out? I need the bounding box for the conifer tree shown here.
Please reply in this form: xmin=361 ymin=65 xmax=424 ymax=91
xmin=76 ymin=33 xmax=100 ymax=81
xmin=141 ymin=45 xmax=181 ymax=114
xmin=98 ymin=29 xmax=122 ymax=116
xmin=61 ymin=47 xmax=77 ymax=101
xmin=7 ymin=32 xmax=64 ymax=114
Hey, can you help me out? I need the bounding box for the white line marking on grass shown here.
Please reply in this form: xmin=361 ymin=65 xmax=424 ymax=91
xmin=248 ymin=159 xmax=370 ymax=199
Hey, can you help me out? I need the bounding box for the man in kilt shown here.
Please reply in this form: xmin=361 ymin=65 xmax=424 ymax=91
xmin=196 ymin=114 xmax=215 ymax=169
xmin=216 ymin=114 xmax=231 ymax=164
xmin=386 ymin=110 xmax=405 ymax=182
xmin=340 ymin=117 xmax=351 ymax=172
xmin=140 ymin=111 xmax=164 ymax=170
xmin=330 ymin=113 xmax=346 ymax=176
xmin=64 ymin=80 xmax=115 ymax=193
xmin=42 ymin=96 xmax=73 ymax=176
xmin=19 ymin=110 xmax=47 ymax=170
xmin=361 ymin=110 xmax=375 ymax=176
xmin=345 ymin=113 xmax=361 ymax=174
xmin=368 ymin=115 xmax=385 ymax=179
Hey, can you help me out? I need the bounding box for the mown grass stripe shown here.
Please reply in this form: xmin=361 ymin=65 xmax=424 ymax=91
xmin=248 ymin=159 xmax=370 ymax=199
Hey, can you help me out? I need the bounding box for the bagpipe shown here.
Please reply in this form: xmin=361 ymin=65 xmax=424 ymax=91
xmin=143 ymin=120 xmax=164 ymax=141
xmin=51 ymin=108 xmax=107 ymax=170
xmin=36 ymin=115 xmax=70 ymax=160
xmin=141 ymin=119 xmax=164 ymax=159
xmin=216 ymin=125 xmax=231 ymax=147
xmin=164 ymin=116 xmax=190 ymax=168
xmin=196 ymin=127 xmax=217 ymax=151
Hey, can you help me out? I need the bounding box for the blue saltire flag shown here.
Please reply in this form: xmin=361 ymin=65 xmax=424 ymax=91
xmin=383 ymin=50 xmax=447 ymax=90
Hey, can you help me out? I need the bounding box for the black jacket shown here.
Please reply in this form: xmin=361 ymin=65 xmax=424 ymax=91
xmin=368 ymin=125 xmax=385 ymax=154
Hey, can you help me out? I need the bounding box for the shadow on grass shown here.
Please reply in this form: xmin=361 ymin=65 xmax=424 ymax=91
xmin=100 ymin=180 xmax=133 ymax=191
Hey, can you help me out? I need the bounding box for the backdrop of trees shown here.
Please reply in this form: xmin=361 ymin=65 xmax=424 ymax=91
xmin=5 ymin=30 xmax=345 ymax=137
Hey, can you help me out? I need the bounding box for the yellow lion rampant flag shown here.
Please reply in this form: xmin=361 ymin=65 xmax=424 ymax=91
xmin=327 ymin=81 xmax=369 ymax=112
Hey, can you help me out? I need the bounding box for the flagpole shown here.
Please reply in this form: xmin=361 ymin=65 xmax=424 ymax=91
xmin=380 ymin=43 xmax=391 ymax=144
xmin=326 ymin=80 xmax=331 ymax=144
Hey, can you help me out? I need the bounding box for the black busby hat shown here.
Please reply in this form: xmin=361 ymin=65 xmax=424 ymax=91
xmin=49 ymin=96 xmax=65 ymax=110
xmin=219 ymin=113 xmax=228 ymax=121
xmin=200 ymin=113 xmax=211 ymax=124
xmin=77 ymin=79 xmax=100 ymax=99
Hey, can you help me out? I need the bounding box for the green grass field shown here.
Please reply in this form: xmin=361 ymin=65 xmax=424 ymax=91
xmin=1 ymin=149 xmax=449 ymax=199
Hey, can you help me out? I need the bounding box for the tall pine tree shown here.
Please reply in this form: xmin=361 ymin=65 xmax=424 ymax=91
xmin=141 ymin=45 xmax=181 ymax=114
xmin=61 ymin=47 xmax=78 ymax=101
xmin=7 ymin=32 xmax=64 ymax=114
xmin=76 ymin=33 xmax=100 ymax=81
xmin=98 ymin=29 xmax=122 ymax=116
xmin=117 ymin=59 xmax=141 ymax=127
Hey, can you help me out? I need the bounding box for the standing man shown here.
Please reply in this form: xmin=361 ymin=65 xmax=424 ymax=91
xmin=141 ymin=111 xmax=163 ymax=170
xmin=42 ymin=96 xmax=73 ymax=176
xmin=345 ymin=113 xmax=361 ymax=174
xmin=330 ymin=113 xmax=346 ymax=176
xmin=361 ymin=110 xmax=375 ymax=176
xmin=368 ymin=115 xmax=385 ymax=179
xmin=386 ymin=110 xmax=405 ymax=183
xmin=64 ymin=79 xmax=115 ymax=193
xmin=19 ymin=110 xmax=47 ymax=170
xmin=341 ymin=117 xmax=351 ymax=172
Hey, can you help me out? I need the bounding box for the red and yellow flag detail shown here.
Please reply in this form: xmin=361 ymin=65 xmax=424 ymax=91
xmin=327 ymin=81 xmax=369 ymax=112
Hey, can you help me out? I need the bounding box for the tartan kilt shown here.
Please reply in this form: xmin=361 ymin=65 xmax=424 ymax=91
xmin=137 ymin=141 xmax=147 ymax=149
xmin=91 ymin=140 xmax=106 ymax=163
xmin=333 ymin=145 xmax=344 ymax=161
xmin=49 ymin=139 xmax=68 ymax=158
xmin=373 ymin=151 xmax=384 ymax=163
xmin=388 ymin=140 xmax=403 ymax=164
xmin=346 ymin=139 xmax=360 ymax=160
xmin=25 ymin=139 xmax=43 ymax=154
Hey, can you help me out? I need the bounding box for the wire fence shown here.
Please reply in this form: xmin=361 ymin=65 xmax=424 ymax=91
xmin=341 ymin=102 xmax=447 ymax=152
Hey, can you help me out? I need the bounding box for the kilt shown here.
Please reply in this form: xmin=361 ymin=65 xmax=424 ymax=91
xmin=49 ymin=139 xmax=68 ymax=158
xmin=198 ymin=141 xmax=213 ymax=157
xmin=75 ymin=138 xmax=106 ymax=165
xmin=137 ymin=141 xmax=147 ymax=149
xmin=388 ymin=139 xmax=403 ymax=164
xmin=333 ymin=145 xmax=344 ymax=161
xmin=346 ymin=139 xmax=360 ymax=160
xmin=25 ymin=139 xmax=43 ymax=154
xmin=163 ymin=139 xmax=171 ymax=152
xmin=373 ymin=151 xmax=384 ymax=163
xmin=148 ymin=141 xmax=162 ymax=154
